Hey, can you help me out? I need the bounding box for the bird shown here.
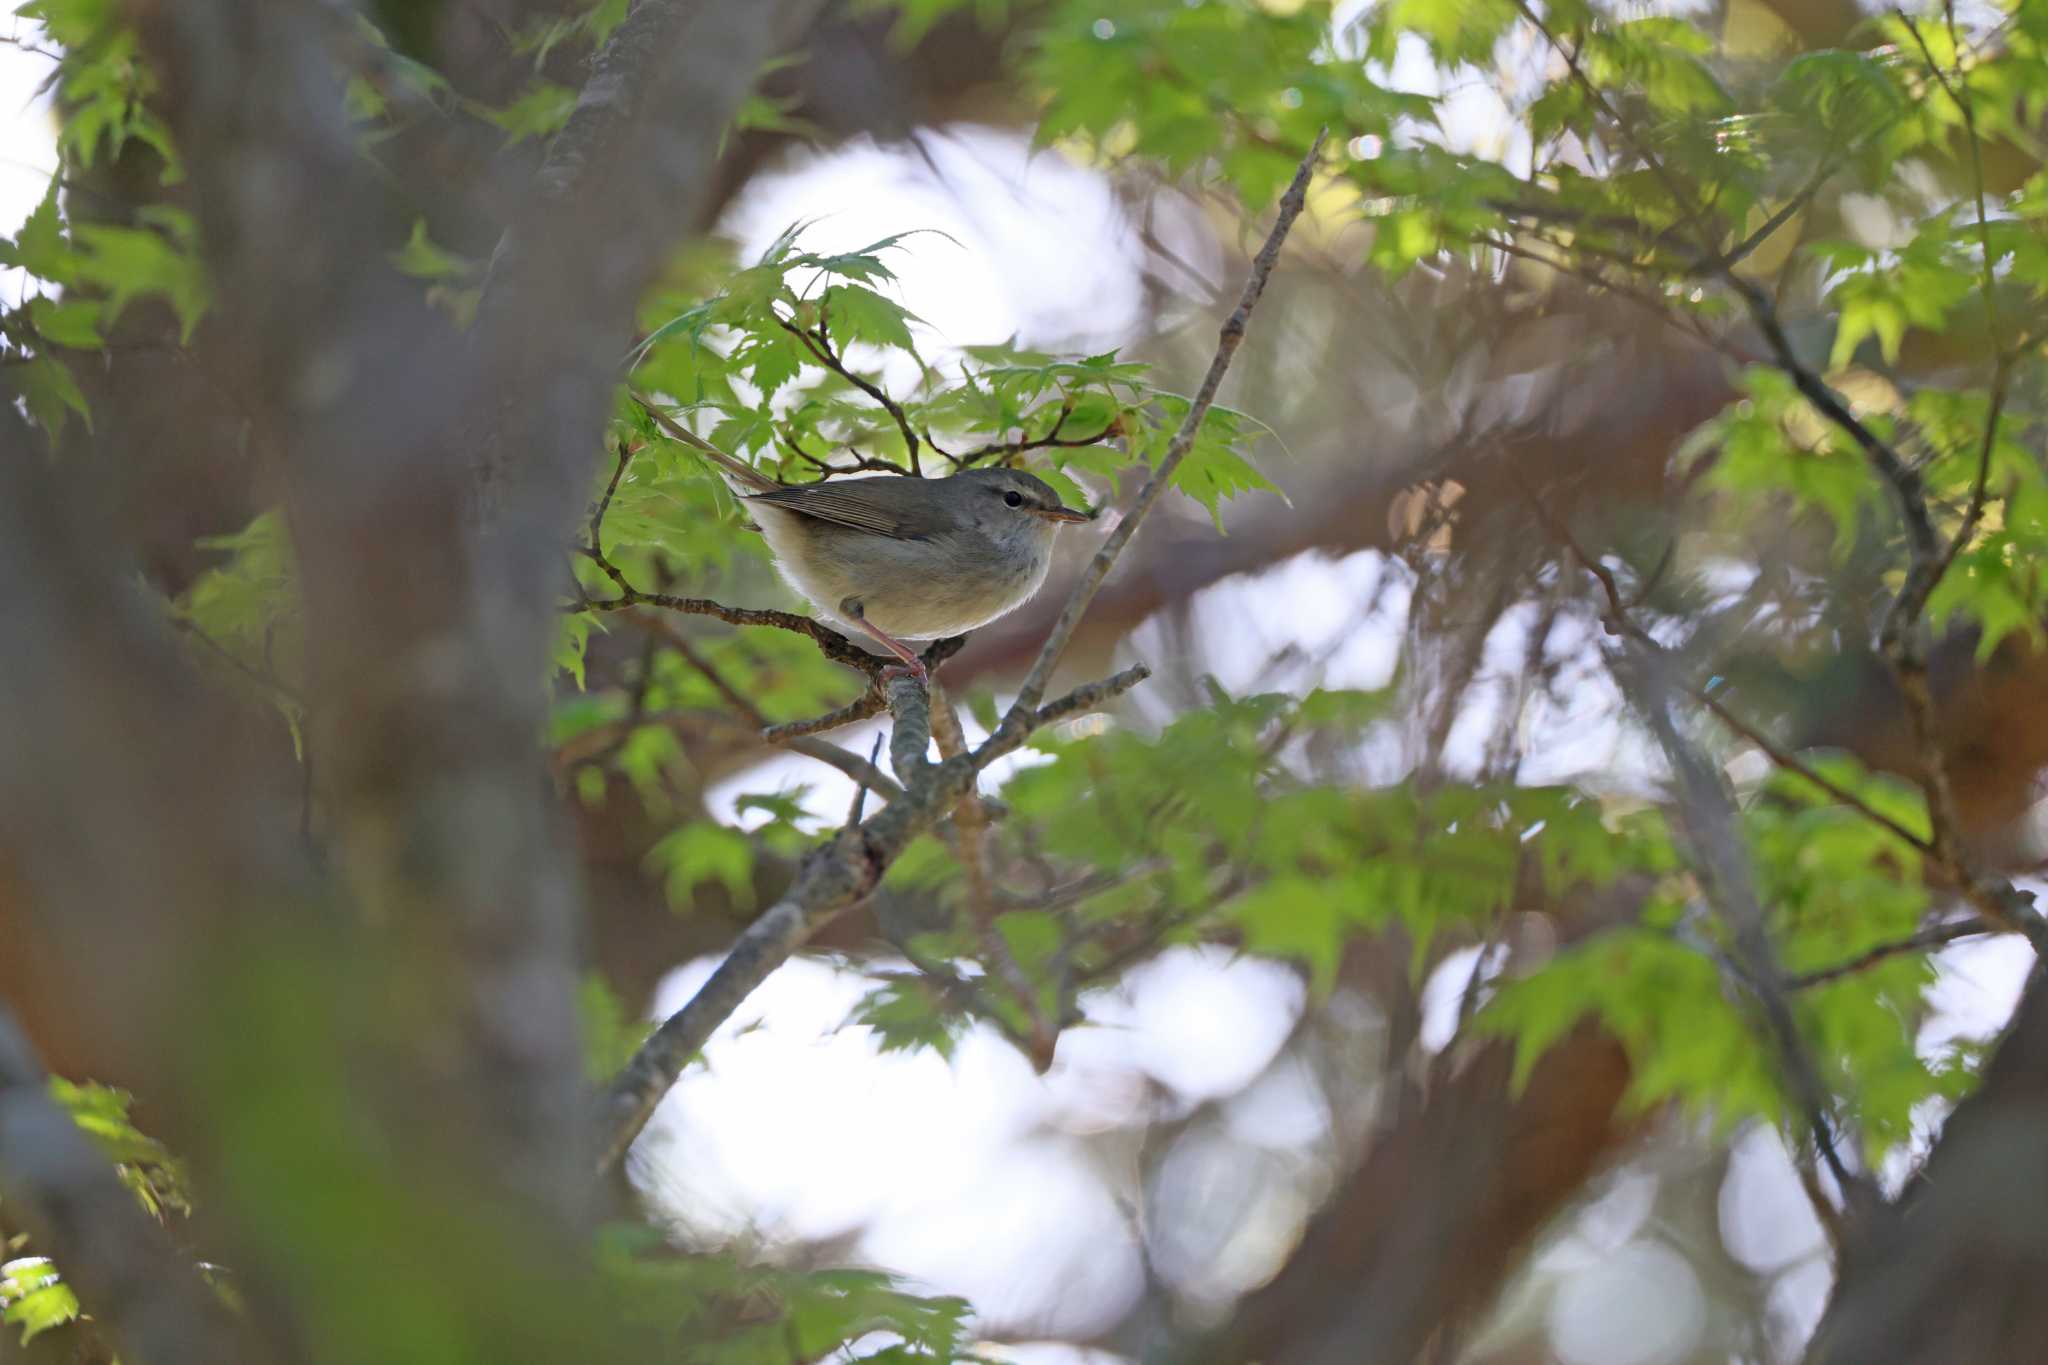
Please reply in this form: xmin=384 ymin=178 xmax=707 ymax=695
xmin=646 ymin=410 xmax=1091 ymax=685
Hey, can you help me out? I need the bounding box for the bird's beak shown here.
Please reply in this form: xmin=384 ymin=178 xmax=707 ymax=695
xmin=1034 ymin=505 xmax=1093 ymax=524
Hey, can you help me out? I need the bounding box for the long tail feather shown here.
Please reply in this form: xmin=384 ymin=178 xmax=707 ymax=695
xmin=631 ymin=393 xmax=780 ymax=494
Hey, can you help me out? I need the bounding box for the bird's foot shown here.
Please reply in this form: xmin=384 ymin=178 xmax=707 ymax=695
xmin=878 ymin=657 xmax=930 ymax=689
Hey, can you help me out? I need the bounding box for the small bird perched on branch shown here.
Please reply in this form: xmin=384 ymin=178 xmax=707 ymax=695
xmin=642 ymin=403 xmax=1091 ymax=685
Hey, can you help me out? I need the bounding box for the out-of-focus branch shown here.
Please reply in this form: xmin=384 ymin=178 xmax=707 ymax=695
xmin=1198 ymin=1025 xmax=1637 ymax=1365
xmin=1624 ymin=651 xmax=1884 ymax=1222
xmin=1524 ymin=478 xmax=1937 ymax=859
xmin=1733 ymin=267 xmax=2048 ymax=950
xmin=1555 ymin=507 xmax=1938 ymax=855
xmin=1856 ymin=18 xmax=2045 ymax=952
xmin=1531 ymin=485 xmax=1882 ymax=1216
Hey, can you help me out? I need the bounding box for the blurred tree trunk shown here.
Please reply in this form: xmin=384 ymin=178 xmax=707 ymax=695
xmin=0 ymin=1 xmax=823 ymax=1361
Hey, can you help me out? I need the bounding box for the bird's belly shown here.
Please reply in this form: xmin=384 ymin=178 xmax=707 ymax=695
xmin=755 ymin=510 xmax=1047 ymax=639
xmin=853 ymin=573 xmax=1035 ymax=637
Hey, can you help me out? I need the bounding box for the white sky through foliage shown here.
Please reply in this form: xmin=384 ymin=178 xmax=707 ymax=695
xmin=0 ymin=24 xmax=56 ymax=308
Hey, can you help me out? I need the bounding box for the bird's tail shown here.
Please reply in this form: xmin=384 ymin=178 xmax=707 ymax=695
xmin=631 ymin=393 xmax=779 ymax=494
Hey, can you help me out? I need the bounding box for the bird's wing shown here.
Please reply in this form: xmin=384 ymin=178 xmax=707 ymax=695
xmin=631 ymin=396 xmax=943 ymax=539
xmin=745 ymin=479 xmax=935 ymax=540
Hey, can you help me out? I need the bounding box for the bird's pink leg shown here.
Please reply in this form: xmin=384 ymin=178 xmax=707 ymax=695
xmin=841 ymin=599 xmax=929 ymax=687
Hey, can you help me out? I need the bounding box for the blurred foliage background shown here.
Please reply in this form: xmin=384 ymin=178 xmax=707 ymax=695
xmin=5 ymin=0 xmax=2048 ymax=1362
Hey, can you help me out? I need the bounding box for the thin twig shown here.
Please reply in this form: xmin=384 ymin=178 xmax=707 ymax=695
xmin=848 ymin=734 xmax=884 ymax=827
xmin=1934 ymin=351 xmax=2012 ymax=587
xmin=1456 ymin=914 xmax=1508 ymax=1032
xmin=779 ymin=312 xmax=925 ymax=476
xmin=1693 ymin=689 xmax=1933 ymax=855
xmin=776 ymin=421 xmax=903 ymax=478
xmin=1789 ymin=918 xmax=1991 ymax=990
xmin=943 ymin=397 xmax=1120 ymax=467
xmin=755 ymin=635 xmax=970 ymax=740
xmin=590 ymin=436 xmax=635 ymax=562
xmin=1897 ymin=14 xmax=2013 ymax=592
xmin=1718 ymin=158 xmax=1837 ymax=271
xmin=1030 ymin=663 xmax=1152 ymax=729
xmin=626 ymin=613 xmax=904 ymax=800
xmin=984 ymin=129 xmax=1326 ymax=752
xmin=762 ymin=692 xmax=888 ymax=741
xmin=575 ymin=584 xmax=893 ymax=675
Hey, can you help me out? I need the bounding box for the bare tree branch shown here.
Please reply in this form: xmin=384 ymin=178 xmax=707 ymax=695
xmin=762 ymin=693 xmax=897 ymax=741
xmin=1199 ymin=1025 xmax=1637 ymax=1365
xmin=578 ymin=582 xmax=910 ymax=678
xmin=1525 ymin=478 xmax=1938 ymax=856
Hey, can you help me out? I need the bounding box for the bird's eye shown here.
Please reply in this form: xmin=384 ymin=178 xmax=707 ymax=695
xmin=1003 ymin=490 xmax=1023 ymax=508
